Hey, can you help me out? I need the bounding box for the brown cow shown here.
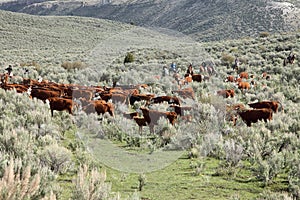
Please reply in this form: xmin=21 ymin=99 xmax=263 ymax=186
xmin=171 ymin=87 xmax=195 ymax=100
xmin=83 ymin=101 xmax=114 ymax=117
xmin=129 ymin=93 xmax=155 ymax=105
xmin=225 ymin=75 xmax=235 ymax=82
xmin=236 ymin=108 xmax=273 ymax=127
xmin=248 ymin=101 xmax=283 ymax=113
xmin=239 ymin=72 xmax=249 ymax=79
xmin=1 ymin=83 xmax=29 ymax=93
xmin=149 ymin=96 xmax=181 ymax=105
xmin=140 ymin=107 xmax=177 ymax=133
xmin=217 ymin=89 xmax=235 ymax=98
xmin=48 ymin=97 xmax=74 ymax=117
xmin=30 ymin=88 xmax=61 ymax=102
xmin=237 ymin=82 xmax=250 ymax=91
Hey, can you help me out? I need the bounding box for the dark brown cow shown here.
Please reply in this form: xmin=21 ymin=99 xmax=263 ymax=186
xmin=248 ymin=101 xmax=283 ymax=113
xmin=140 ymin=107 xmax=178 ymax=133
xmin=236 ymin=108 xmax=273 ymax=127
xmin=217 ymin=89 xmax=235 ymax=98
xmin=48 ymin=97 xmax=74 ymax=117
xmin=171 ymin=87 xmax=195 ymax=100
xmin=83 ymin=101 xmax=114 ymax=117
xmin=129 ymin=93 xmax=155 ymax=105
xmin=191 ymin=74 xmax=204 ymax=82
xmin=149 ymin=96 xmax=181 ymax=105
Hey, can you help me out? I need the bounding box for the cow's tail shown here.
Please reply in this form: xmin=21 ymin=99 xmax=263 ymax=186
xmin=278 ymin=101 xmax=284 ymax=113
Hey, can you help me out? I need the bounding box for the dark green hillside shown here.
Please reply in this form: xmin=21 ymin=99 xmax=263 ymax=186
xmin=0 ymin=10 xmax=299 ymax=200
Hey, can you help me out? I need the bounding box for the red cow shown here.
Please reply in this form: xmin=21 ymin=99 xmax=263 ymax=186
xmin=48 ymin=97 xmax=74 ymax=117
xmin=237 ymin=108 xmax=273 ymax=127
xmin=248 ymin=101 xmax=283 ymax=113
xmin=30 ymin=88 xmax=61 ymax=102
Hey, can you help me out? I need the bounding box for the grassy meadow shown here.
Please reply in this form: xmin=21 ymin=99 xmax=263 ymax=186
xmin=0 ymin=10 xmax=300 ymax=200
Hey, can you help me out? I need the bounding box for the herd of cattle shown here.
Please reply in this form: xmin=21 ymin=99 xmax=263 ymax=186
xmin=0 ymin=63 xmax=285 ymax=133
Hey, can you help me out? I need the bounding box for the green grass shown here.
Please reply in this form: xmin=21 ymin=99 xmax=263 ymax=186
xmin=104 ymin=155 xmax=267 ymax=200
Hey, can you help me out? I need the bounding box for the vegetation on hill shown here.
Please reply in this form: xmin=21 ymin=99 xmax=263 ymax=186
xmin=0 ymin=10 xmax=299 ymax=199
xmin=0 ymin=0 xmax=300 ymax=42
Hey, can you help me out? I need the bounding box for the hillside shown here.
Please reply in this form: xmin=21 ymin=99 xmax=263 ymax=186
xmin=0 ymin=10 xmax=300 ymax=200
xmin=0 ymin=0 xmax=300 ymax=41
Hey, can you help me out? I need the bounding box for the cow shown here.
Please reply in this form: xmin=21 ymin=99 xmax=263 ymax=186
xmin=129 ymin=93 xmax=155 ymax=105
xmin=236 ymin=108 xmax=273 ymax=127
xmin=1 ymin=83 xmax=29 ymax=94
xmin=171 ymin=87 xmax=195 ymax=100
xmin=225 ymin=75 xmax=235 ymax=82
xmin=237 ymin=82 xmax=250 ymax=91
xmin=83 ymin=101 xmax=114 ymax=117
xmin=248 ymin=101 xmax=283 ymax=113
xmin=29 ymin=88 xmax=61 ymax=102
xmin=217 ymin=89 xmax=235 ymax=98
xmin=239 ymin=72 xmax=249 ymax=79
xmin=140 ymin=107 xmax=178 ymax=133
xmin=191 ymin=74 xmax=204 ymax=82
xmin=48 ymin=97 xmax=74 ymax=117
xmin=149 ymin=96 xmax=181 ymax=105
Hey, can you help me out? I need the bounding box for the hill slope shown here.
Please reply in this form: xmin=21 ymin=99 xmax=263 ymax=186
xmin=0 ymin=0 xmax=300 ymax=41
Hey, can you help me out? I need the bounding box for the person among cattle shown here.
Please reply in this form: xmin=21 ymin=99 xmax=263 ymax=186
xmin=287 ymin=51 xmax=295 ymax=63
xmin=162 ymin=65 xmax=169 ymax=76
xmin=186 ymin=63 xmax=194 ymax=76
xmin=233 ymin=57 xmax=240 ymax=71
xmin=170 ymin=62 xmax=177 ymax=73
xmin=5 ymin=65 xmax=13 ymax=76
